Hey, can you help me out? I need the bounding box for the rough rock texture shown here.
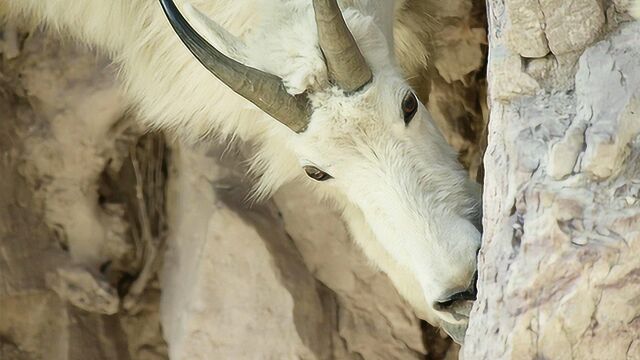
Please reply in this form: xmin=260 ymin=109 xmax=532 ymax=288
xmin=422 ymin=0 xmax=488 ymax=181
xmin=463 ymin=1 xmax=640 ymax=358
xmin=0 ymin=31 xmax=167 ymax=360
xmin=0 ymin=0 xmax=486 ymax=358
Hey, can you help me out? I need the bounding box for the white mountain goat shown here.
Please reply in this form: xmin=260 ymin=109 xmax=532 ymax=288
xmin=3 ymin=0 xmax=483 ymax=342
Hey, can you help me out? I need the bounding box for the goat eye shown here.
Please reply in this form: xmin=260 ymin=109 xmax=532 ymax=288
xmin=402 ymin=92 xmax=418 ymax=125
xmin=303 ymin=165 xmax=332 ymax=181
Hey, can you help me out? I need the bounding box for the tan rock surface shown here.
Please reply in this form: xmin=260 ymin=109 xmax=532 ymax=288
xmin=0 ymin=31 xmax=166 ymax=360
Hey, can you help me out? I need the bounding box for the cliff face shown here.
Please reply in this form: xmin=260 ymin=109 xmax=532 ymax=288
xmin=0 ymin=0 xmax=486 ymax=358
xmin=464 ymin=1 xmax=640 ymax=358
xmin=0 ymin=30 xmax=167 ymax=360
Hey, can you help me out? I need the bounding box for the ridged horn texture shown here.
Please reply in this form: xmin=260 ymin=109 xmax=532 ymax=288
xmin=159 ymin=0 xmax=311 ymax=133
xmin=313 ymin=0 xmax=373 ymax=92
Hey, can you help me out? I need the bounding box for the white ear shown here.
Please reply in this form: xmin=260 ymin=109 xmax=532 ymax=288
xmin=182 ymin=2 xmax=249 ymax=62
xmin=181 ymin=1 xmax=322 ymax=97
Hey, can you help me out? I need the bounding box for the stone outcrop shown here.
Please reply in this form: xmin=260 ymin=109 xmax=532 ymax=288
xmin=463 ymin=1 xmax=640 ymax=358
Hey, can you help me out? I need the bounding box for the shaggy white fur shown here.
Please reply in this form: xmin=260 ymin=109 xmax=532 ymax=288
xmin=2 ymin=0 xmax=482 ymax=330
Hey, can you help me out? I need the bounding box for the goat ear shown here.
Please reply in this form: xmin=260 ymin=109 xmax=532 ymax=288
xmin=182 ymin=3 xmax=249 ymax=63
xmin=160 ymin=0 xmax=311 ymax=132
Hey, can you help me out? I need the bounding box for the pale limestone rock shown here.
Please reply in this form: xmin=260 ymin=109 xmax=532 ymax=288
xmin=489 ymin=45 xmax=540 ymax=101
xmin=523 ymin=56 xmax=556 ymax=81
xmin=464 ymin=6 xmax=640 ymax=358
xmin=574 ymin=27 xmax=640 ymax=179
xmin=540 ymin=0 xmax=605 ymax=55
xmin=504 ymin=0 xmax=549 ymax=58
xmin=548 ymin=122 xmax=584 ymax=180
xmin=46 ymin=266 xmax=120 ymax=315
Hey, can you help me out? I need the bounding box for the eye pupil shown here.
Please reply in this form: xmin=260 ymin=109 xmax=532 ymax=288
xmin=304 ymin=165 xmax=332 ymax=181
xmin=402 ymin=92 xmax=418 ymax=125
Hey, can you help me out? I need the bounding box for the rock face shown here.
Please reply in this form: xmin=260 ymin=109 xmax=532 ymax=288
xmin=413 ymin=0 xmax=488 ymax=180
xmin=0 ymin=30 xmax=167 ymax=360
xmin=463 ymin=1 xmax=640 ymax=358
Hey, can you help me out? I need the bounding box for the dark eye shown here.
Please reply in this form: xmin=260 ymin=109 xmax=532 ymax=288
xmin=303 ymin=165 xmax=333 ymax=181
xmin=401 ymin=91 xmax=418 ymax=125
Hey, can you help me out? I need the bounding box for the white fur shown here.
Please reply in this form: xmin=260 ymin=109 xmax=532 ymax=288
xmin=3 ymin=0 xmax=481 ymax=327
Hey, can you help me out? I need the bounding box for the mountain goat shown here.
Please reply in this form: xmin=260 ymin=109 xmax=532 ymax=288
xmin=2 ymin=0 xmax=483 ymax=342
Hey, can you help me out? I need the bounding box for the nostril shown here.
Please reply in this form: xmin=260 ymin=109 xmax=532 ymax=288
xmin=435 ymin=298 xmax=458 ymax=309
xmin=435 ymin=272 xmax=479 ymax=310
xmin=436 ymin=289 xmax=477 ymax=309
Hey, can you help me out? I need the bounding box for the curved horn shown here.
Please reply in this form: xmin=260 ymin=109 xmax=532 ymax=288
xmin=313 ymin=0 xmax=373 ymax=92
xmin=159 ymin=0 xmax=311 ymax=132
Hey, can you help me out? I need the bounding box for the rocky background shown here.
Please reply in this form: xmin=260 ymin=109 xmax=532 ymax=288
xmin=464 ymin=0 xmax=640 ymax=359
xmin=0 ymin=1 xmax=486 ymax=359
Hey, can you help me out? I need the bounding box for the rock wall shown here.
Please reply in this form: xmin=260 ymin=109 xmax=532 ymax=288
xmin=463 ymin=1 xmax=640 ymax=358
xmin=424 ymin=0 xmax=488 ymax=180
xmin=0 ymin=29 xmax=167 ymax=360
